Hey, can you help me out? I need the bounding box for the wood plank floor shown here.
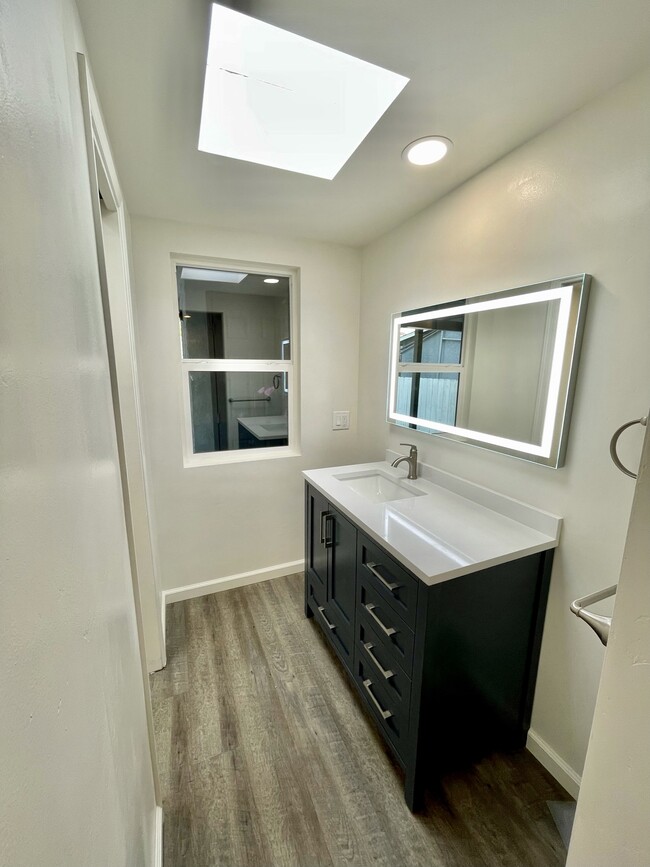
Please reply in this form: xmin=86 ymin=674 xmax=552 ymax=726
xmin=151 ymin=573 xmax=572 ymax=867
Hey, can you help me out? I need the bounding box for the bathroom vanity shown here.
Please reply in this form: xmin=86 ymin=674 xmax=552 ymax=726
xmin=303 ymin=458 xmax=561 ymax=810
xmin=237 ymin=415 xmax=288 ymax=448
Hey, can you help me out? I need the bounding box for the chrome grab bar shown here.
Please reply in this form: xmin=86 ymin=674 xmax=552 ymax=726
xmin=570 ymin=585 xmax=617 ymax=646
xmin=362 ymin=678 xmax=393 ymax=719
xmin=610 ymin=416 xmax=647 ymax=479
xmin=365 ymin=561 xmax=399 ymax=593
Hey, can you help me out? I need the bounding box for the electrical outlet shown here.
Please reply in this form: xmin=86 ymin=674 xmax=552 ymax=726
xmin=332 ymin=411 xmax=350 ymax=431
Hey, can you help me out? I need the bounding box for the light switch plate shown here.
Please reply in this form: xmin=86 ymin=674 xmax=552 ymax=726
xmin=332 ymin=411 xmax=350 ymax=431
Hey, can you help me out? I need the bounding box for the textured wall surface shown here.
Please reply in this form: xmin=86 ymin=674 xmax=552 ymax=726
xmin=0 ymin=1 xmax=157 ymax=864
xmin=358 ymin=67 xmax=650 ymax=786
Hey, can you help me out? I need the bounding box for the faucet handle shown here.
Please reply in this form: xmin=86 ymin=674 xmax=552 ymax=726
xmin=400 ymin=443 xmax=417 ymax=453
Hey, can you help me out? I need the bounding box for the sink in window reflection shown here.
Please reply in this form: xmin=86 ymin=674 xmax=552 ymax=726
xmin=334 ymin=470 xmax=426 ymax=504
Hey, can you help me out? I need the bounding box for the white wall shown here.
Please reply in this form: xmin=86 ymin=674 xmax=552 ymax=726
xmin=0 ymin=1 xmax=157 ymax=865
xmin=130 ymin=217 xmax=362 ymax=594
xmin=358 ymin=67 xmax=650 ymax=788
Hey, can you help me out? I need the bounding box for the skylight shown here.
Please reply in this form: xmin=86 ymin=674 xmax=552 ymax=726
xmin=198 ymin=4 xmax=409 ymax=180
xmin=180 ymin=267 xmax=247 ymax=283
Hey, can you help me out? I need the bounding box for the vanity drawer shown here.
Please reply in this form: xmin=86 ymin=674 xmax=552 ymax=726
xmin=354 ymin=655 xmax=409 ymax=761
xmin=308 ymin=582 xmax=353 ymax=672
xmin=357 ymin=616 xmax=411 ymax=714
xmin=358 ymin=575 xmax=414 ymax=676
xmin=358 ymin=534 xmax=419 ymax=629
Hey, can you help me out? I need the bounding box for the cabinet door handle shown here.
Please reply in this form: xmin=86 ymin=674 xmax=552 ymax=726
xmin=363 ymin=642 xmax=394 ymax=679
xmin=364 ymin=602 xmax=397 ymax=637
xmin=362 ymin=678 xmax=393 ymax=720
xmin=319 ymin=510 xmax=329 ymax=546
xmin=324 ymin=514 xmax=334 ymax=549
xmin=365 ymin=561 xmax=399 ymax=592
xmin=318 ymin=606 xmax=336 ymax=631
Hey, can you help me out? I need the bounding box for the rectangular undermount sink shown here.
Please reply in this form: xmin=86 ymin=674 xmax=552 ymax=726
xmin=334 ymin=470 xmax=425 ymax=504
xmin=261 ymin=422 xmax=288 ymax=433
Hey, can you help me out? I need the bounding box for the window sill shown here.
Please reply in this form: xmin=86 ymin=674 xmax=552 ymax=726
xmin=183 ymin=445 xmax=302 ymax=468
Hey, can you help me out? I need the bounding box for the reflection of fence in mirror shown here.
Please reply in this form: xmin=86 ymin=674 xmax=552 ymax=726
xmin=460 ymin=300 xmax=560 ymax=445
xmin=396 ymin=315 xmax=465 ymax=428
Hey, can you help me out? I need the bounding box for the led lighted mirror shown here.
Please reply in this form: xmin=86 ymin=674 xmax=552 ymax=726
xmin=387 ymin=275 xmax=591 ymax=467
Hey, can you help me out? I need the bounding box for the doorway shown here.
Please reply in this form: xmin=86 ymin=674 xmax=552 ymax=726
xmin=185 ymin=311 xmax=229 ymax=451
xmin=77 ymin=52 xmax=163 ymax=819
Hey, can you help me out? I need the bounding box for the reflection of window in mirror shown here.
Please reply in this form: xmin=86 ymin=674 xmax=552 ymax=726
xmin=176 ymin=263 xmax=296 ymax=462
xmin=396 ymin=315 xmax=467 ymax=428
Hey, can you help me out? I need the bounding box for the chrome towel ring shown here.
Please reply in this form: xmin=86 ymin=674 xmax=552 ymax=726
xmin=609 ymin=416 xmax=647 ymax=479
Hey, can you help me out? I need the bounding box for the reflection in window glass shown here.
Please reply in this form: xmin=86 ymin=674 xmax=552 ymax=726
xmin=396 ymin=372 xmax=459 ymax=427
xmin=177 ymin=266 xmax=290 ymax=361
xmin=189 ymin=371 xmax=289 ymax=453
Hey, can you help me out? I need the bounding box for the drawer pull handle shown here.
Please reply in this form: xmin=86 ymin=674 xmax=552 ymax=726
xmin=318 ymin=606 xmax=336 ymax=631
xmin=365 ymin=561 xmax=399 ymax=592
xmin=364 ymin=602 xmax=397 ymax=637
xmin=362 ymin=678 xmax=393 ymax=720
xmin=363 ymin=642 xmax=394 ymax=679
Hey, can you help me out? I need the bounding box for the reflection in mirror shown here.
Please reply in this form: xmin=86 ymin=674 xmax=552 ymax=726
xmin=388 ymin=275 xmax=591 ymax=467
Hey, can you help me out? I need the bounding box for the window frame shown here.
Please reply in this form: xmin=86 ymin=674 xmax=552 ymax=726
xmin=172 ymin=253 xmax=301 ymax=467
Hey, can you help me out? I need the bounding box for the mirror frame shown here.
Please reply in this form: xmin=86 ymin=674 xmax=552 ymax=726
xmin=387 ymin=274 xmax=591 ymax=468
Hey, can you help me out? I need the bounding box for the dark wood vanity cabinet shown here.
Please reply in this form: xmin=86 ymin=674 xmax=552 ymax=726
xmin=305 ymin=485 xmax=357 ymax=671
xmin=304 ymin=483 xmax=554 ymax=811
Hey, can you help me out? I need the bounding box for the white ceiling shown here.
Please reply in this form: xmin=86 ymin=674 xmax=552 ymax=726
xmin=77 ymin=0 xmax=650 ymax=247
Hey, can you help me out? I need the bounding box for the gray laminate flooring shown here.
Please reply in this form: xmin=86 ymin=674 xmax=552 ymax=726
xmin=151 ymin=573 xmax=571 ymax=867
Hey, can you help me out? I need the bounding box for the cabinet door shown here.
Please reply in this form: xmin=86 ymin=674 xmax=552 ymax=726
xmin=328 ymin=507 xmax=356 ymax=630
xmin=306 ymin=486 xmax=328 ymax=593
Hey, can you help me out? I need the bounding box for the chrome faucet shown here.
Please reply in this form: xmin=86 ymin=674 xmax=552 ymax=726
xmin=391 ymin=443 xmax=418 ymax=480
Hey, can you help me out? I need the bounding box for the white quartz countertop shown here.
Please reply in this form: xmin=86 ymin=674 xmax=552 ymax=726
xmin=303 ymin=458 xmax=561 ymax=586
xmin=237 ymin=415 xmax=288 ymax=440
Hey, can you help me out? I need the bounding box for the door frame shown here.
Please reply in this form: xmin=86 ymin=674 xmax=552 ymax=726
xmin=77 ymin=52 xmax=163 ymax=807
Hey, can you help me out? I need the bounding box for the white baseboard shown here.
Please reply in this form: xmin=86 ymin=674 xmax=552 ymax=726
xmin=527 ymin=729 xmax=581 ymax=799
xmin=153 ymin=806 xmax=163 ymax=867
xmin=163 ymin=559 xmax=305 ymax=605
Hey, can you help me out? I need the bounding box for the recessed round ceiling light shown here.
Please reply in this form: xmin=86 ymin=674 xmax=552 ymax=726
xmin=402 ymin=136 xmax=453 ymax=166
xmin=264 ymin=277 xmax=280 ymax=284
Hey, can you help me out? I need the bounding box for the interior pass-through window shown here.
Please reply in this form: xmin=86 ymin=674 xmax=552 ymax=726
xmin=176 ymin=262 xmax=296 ymax=463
